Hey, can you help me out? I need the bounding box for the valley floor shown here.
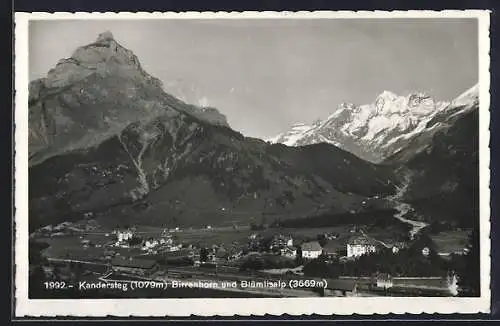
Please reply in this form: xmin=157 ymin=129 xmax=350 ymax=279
xmin=29 ymin=220 xmax=469 ymax=299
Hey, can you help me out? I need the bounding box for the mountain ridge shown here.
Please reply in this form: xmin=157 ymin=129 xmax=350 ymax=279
xmin=268 ymin=86 xmax=477 ymax=163
xmin=28 ymin=32 xmax=399 ymax=232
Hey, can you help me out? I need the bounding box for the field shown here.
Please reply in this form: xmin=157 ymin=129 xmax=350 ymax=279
xmin=117 ymin=225 xmax=358 ymax=246
xmin=36 ymin=234 xmax=143 ymax=260
xmin=36 ymin=236 xmax=103 ymax=259
xmin=170 ymin=225 xmax=358 ymax=247
xmin=430 ymin=230 xmax=470 ymax=254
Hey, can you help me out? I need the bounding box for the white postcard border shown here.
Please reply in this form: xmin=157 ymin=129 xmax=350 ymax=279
xmin=14 ymin=10 xmax=491 ymax=317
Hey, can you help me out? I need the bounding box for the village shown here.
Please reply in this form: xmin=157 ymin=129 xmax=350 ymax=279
xmin=30 ymin=219 xmax=467 ymax=298
xmin=32 ymin=222 xmax=408 ymax=263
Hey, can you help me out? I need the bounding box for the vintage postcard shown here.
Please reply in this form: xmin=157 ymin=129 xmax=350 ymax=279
xmin=14 ymin=10 xmax=491 ymax=317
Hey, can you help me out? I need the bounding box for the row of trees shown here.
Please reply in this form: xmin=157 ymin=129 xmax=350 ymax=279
xmin=301 ymin=250 xmax=448 ymax=279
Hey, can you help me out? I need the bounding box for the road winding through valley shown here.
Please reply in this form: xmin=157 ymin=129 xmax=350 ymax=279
xmin=387 ymin=171 xmax=429 ymax=239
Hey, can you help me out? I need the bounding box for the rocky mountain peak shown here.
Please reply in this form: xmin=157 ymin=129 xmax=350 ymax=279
xmin=96 ymin=30 xmax=115 ymax=42
xmin=39 ymin=31 xmax=148 ymax=92
xmin=28 ymin=32 xmax=229 ymax=165
xmin=451 ymin=83 xmax=479 ymax=107
xmin=338 ymin=102 xmax=357 ymax=111
xmin=377 ymin=90 xmax=398 ymax=101
xmin=71 ymin=32 xmax=139 ymax=68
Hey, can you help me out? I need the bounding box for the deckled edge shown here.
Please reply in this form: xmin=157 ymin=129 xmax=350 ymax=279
xmin=13 ymin=10 xmax=492 ymax=317
xmin=14 ymin=10 xmax=494 ymax=19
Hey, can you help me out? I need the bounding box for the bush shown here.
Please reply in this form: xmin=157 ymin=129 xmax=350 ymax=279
xmin=303 ymin=258 xmax=340 ymax=278
xmin=166 ymin=257 xmax=194 ymax=266
xmin=239 ymin=254 xmax=297 ymax=271
xmin=240 ymin=255 xmax=265 ymax=271
xmin=339 ymin=240 xmax=449 ymax=277
xmin=128 ymin=236 xmax=142 ymax=246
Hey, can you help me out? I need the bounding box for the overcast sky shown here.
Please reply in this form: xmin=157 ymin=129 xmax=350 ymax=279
xmin=29 ymin=18 xmax=478 ymax=138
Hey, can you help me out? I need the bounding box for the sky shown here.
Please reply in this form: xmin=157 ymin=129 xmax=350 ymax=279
xmin=29 ymin=18 xmax=479 ymax=139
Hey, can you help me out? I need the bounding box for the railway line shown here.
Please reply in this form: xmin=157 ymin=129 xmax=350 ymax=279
xmin=45 ymin=256 xmax=453 ymax=297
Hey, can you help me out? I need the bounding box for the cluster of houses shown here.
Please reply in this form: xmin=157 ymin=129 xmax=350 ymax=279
xmin=30 ymin=220 xmax=100 ymax=238
xmin=247 ymin=233 xmax=297 ymax=258
xmin=346 ymin=235 xmax=379 ymax=258
xmin=112 ymin=228 xmax=182 ymax=253
xmin=344 ymin=234 xmax=412 ymax=258
xmin=108 ymin=226 xmax=453 ymax=265
xmin=142 ymin=236 xmax=182 ymax=253
xmin=290 ymin=233 xmax=411 ymax=261
xmin=100 ymin=229 xmax=433 ymax=278
xmin=243 ymin=231 xmax=393 ymax=261
xmin=201 ymin=244 xmax=244 ymax=262
xmin=321 ymin=232 xmax=339 ymax=241
xmin=284 ymin=235 xmax=380 ymax=260
xmin=269 ymin=234 xmax=296 ymax=258
xmin=114 ymin=228 xmax=134 ymax=245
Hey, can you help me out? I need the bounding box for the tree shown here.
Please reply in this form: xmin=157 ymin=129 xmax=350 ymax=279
xmin=128 ymin=235 xmax=142 ymax=246
xmin=240 ymin=255 xmax=265 ymax=271
xmin=200 ymin=247 xmax=209 ymax=263
xmin=303 ymin=258 xmax=340 ymax=278
xmin=316 ymin=234 xmax=328 ymax=247
xmin=295 ymin=246 xmax=303 ymax=266
xmin=457 ymin=228 xmax=480 ymax=297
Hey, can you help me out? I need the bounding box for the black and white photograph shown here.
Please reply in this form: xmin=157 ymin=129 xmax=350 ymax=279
xmin=15 ymin=11 xmax=491 ymax=316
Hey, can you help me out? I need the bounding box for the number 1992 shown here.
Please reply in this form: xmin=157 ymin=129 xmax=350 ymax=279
xmin=44 ymin=281 xmax=68 ymax=290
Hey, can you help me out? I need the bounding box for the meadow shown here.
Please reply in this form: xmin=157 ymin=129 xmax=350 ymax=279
xmin=430 ymin=230 xmax=470 ymax=254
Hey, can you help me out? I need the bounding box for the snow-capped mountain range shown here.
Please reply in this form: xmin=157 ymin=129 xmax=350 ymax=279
xmin=268 ymin=84 xmax=479 ymax=163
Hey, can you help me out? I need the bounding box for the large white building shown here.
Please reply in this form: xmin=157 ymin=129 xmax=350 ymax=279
xmin=346 ymin=235 xmax=378 ymax=258
xmin=116 ymin=229 xmax=134 ymax=244
xmin=301 ymin=241 xmax=323 ymax=259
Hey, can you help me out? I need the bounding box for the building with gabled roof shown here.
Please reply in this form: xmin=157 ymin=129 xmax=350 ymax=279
xmin=325 ymin=279 xmax=358 ymax=296
xmin=280 ymin=246 xmax=297 ymax=258
xmin=301 ymin=241 xmax=323 ymax=259
xmin=346 ymin=234 xmax=379 ymax=258
xmin=111 ymin=258 xmax=159 ymax=276
xmin=376 ymin=273 xmax=393 ymax=289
